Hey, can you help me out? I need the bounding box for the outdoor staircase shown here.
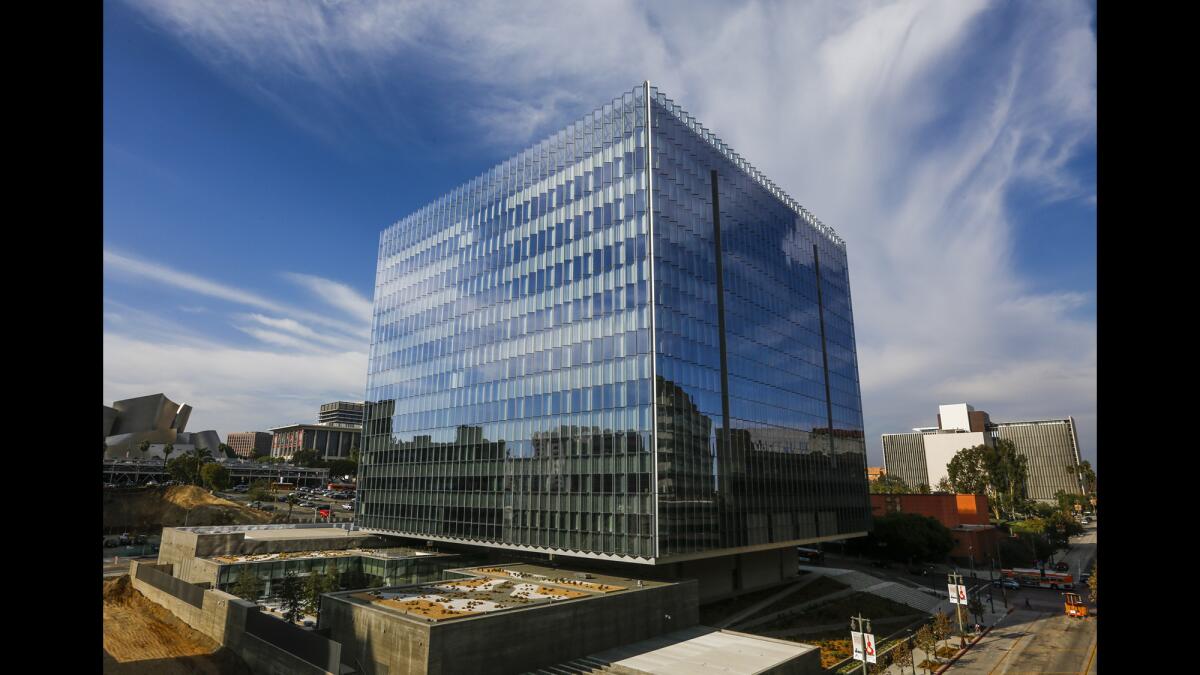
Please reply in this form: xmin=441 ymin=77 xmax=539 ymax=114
xmin=798 ymin=565 xmax=945 ymax=614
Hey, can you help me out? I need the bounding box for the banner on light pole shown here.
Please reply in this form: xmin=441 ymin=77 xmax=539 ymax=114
xmin=949 ymin=583 xmax=967 ymax=604
xmin=864 ymin=633 xmax=877 ymax=664
xmin=851 ymin=631 xmax=864 ymax=661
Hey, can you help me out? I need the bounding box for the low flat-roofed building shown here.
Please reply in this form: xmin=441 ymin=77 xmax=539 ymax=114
xmin=870 ymin=493 xmax=999 ymax=564
xmin=157 ymin=523 xmax=459 ymax=593
xmin=539 ymin=625 xmax=822 ymax=675
xmin=271 ymin=422 xmax=361 ymax=460
xmin=321 ymin=562 xmax=699 ymax=675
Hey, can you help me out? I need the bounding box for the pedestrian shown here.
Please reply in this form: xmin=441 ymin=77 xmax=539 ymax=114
xmin=1024 ymin=598 xmax=1031 ymax=609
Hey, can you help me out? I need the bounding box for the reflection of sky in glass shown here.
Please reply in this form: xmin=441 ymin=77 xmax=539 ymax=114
xmin=359 ymin=84 xmax=869 ymax=563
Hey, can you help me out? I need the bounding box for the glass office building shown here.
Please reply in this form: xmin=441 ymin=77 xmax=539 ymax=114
xmin=359 ymin=83 xmax=870 ymax=564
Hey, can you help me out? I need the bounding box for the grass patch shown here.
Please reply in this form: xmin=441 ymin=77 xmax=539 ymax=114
xmin=698 ymin=578 xmax=801 ymax=625
xmin=756 ymin=591 xmax=917 ymax=634
xmin=809 ymin=637 xmax=851 ymax=669
xmin=758 ymin=575 xmax=848 ymax=615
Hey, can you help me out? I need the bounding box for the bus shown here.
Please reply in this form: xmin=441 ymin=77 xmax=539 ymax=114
xmin=327 ymin=482 xmax=356 ymax=492
xmin=797 ymin=547 xmax=826 ymax=565
xmin=1001 ymin=567 xmax=1074 ymax=589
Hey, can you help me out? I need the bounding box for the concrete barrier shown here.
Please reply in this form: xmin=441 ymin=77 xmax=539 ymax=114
xmin=128 ymin=560 xmax=341 ymax=674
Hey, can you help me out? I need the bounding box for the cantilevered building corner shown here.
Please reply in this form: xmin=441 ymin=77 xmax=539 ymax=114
xmin=358 ymin=83 xmax=870 ymax=567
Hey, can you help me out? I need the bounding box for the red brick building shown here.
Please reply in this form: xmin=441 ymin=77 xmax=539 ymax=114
xmin=870 ymin=493 xmax=1000 ymax=564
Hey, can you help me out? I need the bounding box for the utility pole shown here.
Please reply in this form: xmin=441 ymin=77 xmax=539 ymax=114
xmin=987 ymin=558 xmax=996 ymax=613
xmin=849 ymin=614 xmax=873 ymax=675
xmin=994 ymin=537 xmax=1008 ymax=608
xmin=948 ymin=570 xmax=966 ymax=649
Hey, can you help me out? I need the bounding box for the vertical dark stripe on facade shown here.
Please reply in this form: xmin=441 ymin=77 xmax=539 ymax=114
xmin=813 ymin=245 xmax=835 ymax=456
xmin=710 ymin=170 xmax=731 ymax=445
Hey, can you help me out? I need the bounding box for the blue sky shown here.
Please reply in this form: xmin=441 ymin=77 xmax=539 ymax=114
xmin=103 ymin=0 xmax=1096 ymax=465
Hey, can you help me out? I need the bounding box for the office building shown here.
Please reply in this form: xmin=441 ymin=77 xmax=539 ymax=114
xmin=319 ymin=401 xmax=365 ymax=427
xmin=882 ymin=403 xmax=1086 ymax=502
xmin=225 ymin=431 xmax=272 ymax=458
xmin=358 ymin=82 xmax=869 ymax=586
xmin=270 ymin=423 xmax=361 ymax=460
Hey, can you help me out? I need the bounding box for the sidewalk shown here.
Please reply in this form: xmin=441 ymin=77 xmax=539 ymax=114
xmin=876 ymin=592 xmax=1011 ymax=674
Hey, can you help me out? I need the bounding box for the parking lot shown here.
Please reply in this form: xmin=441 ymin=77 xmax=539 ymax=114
xmin=218 ymin=484 xmax=357 ymax=523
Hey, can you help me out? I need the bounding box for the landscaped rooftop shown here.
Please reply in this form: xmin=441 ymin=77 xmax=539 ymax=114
xmin=332 ymin=563 xmax=668 ymax=623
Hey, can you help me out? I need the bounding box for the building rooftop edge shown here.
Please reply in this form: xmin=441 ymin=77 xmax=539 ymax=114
xmin=380 ymin=82 xmax=844 ymax=250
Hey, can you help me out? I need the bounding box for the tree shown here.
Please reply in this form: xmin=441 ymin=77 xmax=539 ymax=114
xmin=278 ymin=571 xmax=303 ymax=623
xmin=162 ymin=443 xmax=175 ymax=463
xmin=1087 ymin=563 xmax=1097 ymax=604
xmin=248 ymin=479 xmax=272 ymax=503
xmin=303 ymin=569 xmax=338 ymax=619
xmin=892 ymin=639 xmax=915 ymax=675
xmin=945 ymin=445 xmax=990 ymax=495
xmin=1077 ymin=460 xmax=1096 ymax=496
xmin=968 ymin=595 xmax=985 ymax=626
xmin=915 ymin=625 xmax=936 ymax=671
xmin=328 ymin=459 xmax=357 ymax=480
xmin=200 ymin=463 xmax=231 ymax=491
xmin=869 ymin=474 xmax=912 ymax=494
xmin=851 ymin=512 xmax=955 ymax=564
xmin=232 ymin=568 xmax=263 ymax=602
xmin=166 ymin=454 xmax=202 ymax=486
xmin=349 ymin=448 xmax=360 ymax=467
xmin=915 ymin=482 xmax=931 ymax=494
xmin=933 ymin=477 xmax=954 ymax=494
xmin=137 ymin=440 xmax=152 ymax=457
xmin=983 ymin=440 xmax=1031 ymax=520
xmin=218 ymin=443 xmax=238 ymax=459
xmin=291 ymin=448 xmax=320 ymax=468
xmin=931 ymin=611 xmax=953 ymax=659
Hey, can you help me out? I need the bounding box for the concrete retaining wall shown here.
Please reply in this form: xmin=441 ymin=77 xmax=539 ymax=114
xmin=325 ymin=579 xmax=698 ymax=675
xmin=128 ymin=560 xmax=341 ymax=675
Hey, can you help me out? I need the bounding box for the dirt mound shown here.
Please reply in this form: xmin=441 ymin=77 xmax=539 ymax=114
xmin=104 ymin=575 xmax=135 ymax=605
xmin=103 ymin=575 xmax=252 ymax=674
xmin=104 ymin=485 xmax=271 ymax=533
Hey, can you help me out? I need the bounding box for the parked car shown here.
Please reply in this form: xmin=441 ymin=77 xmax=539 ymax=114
xmin=258 ymin=504 xmax=275 ymax=512
xmin=907 ymin=565 xmax=934 ymax=576
xmin=992 ymin=578 xmax=1020 ymax=590
xmin=341 ymin=503 xmax=354 ymax=511
xmin=104 ymin=537 xmax=120 ymax=548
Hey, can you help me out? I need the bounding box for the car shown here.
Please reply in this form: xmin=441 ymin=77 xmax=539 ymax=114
xmin=1053 ymin=561 xmax=1070 ymax=572
xmin=104 ymin=538 xmax=120 ymax=548
xmin=992 ymin=579 xmax=1020 ymax=590
xmin=341 ymin=503 xmax=354 ymax=511
xmin=258 ymin=504 xmax=275 ymax=512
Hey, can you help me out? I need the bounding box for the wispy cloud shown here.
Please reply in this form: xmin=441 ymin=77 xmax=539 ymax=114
xmin=282 ymin=272 xmax=373 ymax=325
xmin=104 ymin=247 xmax=369 ymax=339
xmin=118 ymin=0 xmax=1096 ymax=461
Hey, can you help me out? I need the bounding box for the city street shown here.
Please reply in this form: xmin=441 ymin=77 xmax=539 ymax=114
xmin=943 ymin=522 xmax=1097 ymax=674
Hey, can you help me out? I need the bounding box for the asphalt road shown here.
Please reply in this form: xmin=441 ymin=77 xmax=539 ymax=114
xmin=945 ymin=523 xmax=1098 ymax=674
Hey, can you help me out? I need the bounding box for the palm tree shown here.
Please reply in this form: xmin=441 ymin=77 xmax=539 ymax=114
xmin=162 ymin=443 xmax=175 ymax=463
xmin=190 ymin=446 xmax=214 ymax=486
xmin=137 ymin=440 xmax=151 ymax=457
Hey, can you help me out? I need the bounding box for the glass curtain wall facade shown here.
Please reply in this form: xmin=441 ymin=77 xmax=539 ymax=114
xmin=648 ymin=88 xmax=869 ymax=559
xmin=359 ymin=83 xmax=870 ymax=564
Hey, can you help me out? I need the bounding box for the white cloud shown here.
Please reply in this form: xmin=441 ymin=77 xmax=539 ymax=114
xmin=119 ymin=0 xmax=1097 ymax=462
xmin=282 ymin=273 xmax=374 ymax=325
xmin=104 ymin=248 xmax=368 ymax=339
xmin=103 ymin=333 xmax=366 ymax=437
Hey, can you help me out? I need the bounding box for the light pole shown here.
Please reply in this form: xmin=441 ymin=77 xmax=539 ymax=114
xmin=850 ymin=613 xmax=872 ymax=675
xmin=993 ymin=537 xmax=1008 ymax=608
xmin=948 ymin=570 xmax=966 ymax=649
